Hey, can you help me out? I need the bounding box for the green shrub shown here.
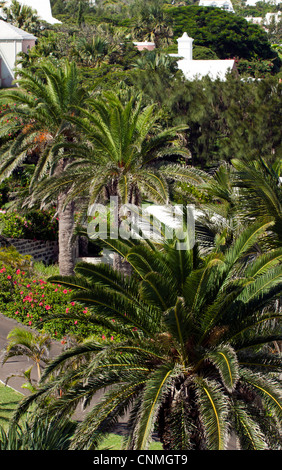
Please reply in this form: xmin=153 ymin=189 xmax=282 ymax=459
xmin=192 ymin=45 xmax=219 ymax=60
xmin=0 ymin=263 xmax=119 ymax=343
xmin=236 ymin=58 xmax=275 ymax=78
xmin=0 ymin=209 xmax=58 ymax=241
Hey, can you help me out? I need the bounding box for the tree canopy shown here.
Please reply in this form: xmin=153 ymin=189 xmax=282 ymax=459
xmin=166 ymin=5 xmax=278 ymax=61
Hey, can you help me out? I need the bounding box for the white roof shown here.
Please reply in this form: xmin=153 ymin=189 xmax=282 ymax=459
xmin=1 ymin=0 xmax=60 ymax=25
xmin=0 ymin=19 xmax=37 ymax=40
xmin=177 ymin=58 xmax=235 ymax=81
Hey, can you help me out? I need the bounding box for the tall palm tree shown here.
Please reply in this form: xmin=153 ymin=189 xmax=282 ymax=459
xmin=131 ymin=0 xmax=173 ymax=48
xmin=0 ymin=61 xmax=88 ymax=275
xmin=13 ymin=220 xmax=282 ymax=450
xmin=31 ymin=91 xmax=190 ymax=272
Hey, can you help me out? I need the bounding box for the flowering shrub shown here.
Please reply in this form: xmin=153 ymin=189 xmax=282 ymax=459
xmin=0 ymin=209 xmax=58 ymax=241
xmin=236 ymin=58 xmax=274 ymax=78
xmin=0 ymin=264 xmax=119 ymax=344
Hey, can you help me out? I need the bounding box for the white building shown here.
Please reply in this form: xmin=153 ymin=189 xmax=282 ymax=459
xmin=245 ymin=11 xmax=281 ymax=26
xmin=1 ymin=0 xmax=60 ymax=25
xmin=245 ymin=16 xmax=263 ymax=25
xmin=198 ymin=0 xmax=235 ymax=13
xmin=0 ymin=20 xmax=36 ymax=87
xmin=170 ymin=32 xmax=235 ymax=81
xmin=264 ymin=11 xmax=281 ymax=24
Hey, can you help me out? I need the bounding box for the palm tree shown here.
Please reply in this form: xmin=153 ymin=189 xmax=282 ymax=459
xmin=232 ymin=157 xmax=282 ymax=246
xmin=0 ymin=61 xmax=88 ymax=275
xmin=73 ymin=36 xmax=109 ymax=67
xmin=1 ymin=327 xmax=51 ymax=382
xmin=1 ymin=0 xmax=41 ymax=34
xmin=31 ymin=91 xmax=190 ymax=272
xmin=13 ymin=220 xmax=282 ymax=450
xmin=131 ymin=0 xmax=173 ymax=48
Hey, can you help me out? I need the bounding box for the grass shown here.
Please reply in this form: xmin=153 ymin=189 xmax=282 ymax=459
xmin=0 ymin=382 xmax=23 ymax=431
xmin=0 ymin=382 xmax=162 ymax=449
xmin=32 ymin=261 xmax=60 ymax=278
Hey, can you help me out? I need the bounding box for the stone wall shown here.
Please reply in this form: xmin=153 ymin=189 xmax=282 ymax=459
xmin=6 ymin=238 xmax=59 ymax=264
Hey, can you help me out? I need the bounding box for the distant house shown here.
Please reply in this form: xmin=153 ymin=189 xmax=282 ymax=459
xmin=169 ymin=32 xmax=236 ymax=81
xmin=1 ymin=0 xmax=60 ymax=25
xmin=0 ymin=20 xmax=36 ymax=87
xmin=245 ymin=11 xmax=281 ymax=28
xmin=198 ymin=0 xmax=235 ymax=13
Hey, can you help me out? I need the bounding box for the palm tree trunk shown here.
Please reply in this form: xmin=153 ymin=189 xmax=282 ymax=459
xmin=36 ymin=360 xmax=41 ymax=382
xmin=58 ymin=193 xmax=75 ymax=276
xmin=113 ymin=253 xmax=132 ymax=277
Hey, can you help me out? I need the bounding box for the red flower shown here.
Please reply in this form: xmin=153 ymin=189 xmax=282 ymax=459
xmin=45 ymin=305 xmax=51 ymax=310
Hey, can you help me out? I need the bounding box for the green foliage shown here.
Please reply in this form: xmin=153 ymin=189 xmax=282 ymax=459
xmin=0 ymin=0 xmax=42 ymax=34
xmin=167 ymin=6 xmax=278 ymax=61
xmin=237 ymin=58 xmax=276 ymax=78
xmin=192 ymin=45 xmax=219 ymax=60
xmin=33 ymin=91 xmax=189 ymax=211
xmin=0 ymin=246 xmax=32 ymax=270
xmin=0 ymin=262 xmax=119 ymax=342
xmin=0 ymin=415 xmax=77 ymax=450
xmin=12 ymin=221 xmax=282 ymax=450
xmin=0 ymin=209 xmax=58 ymax=240
xmin=141 ymin=74 xmax=281 ymax=168
xmin=1 ymin=327 xmax=52 ymax=386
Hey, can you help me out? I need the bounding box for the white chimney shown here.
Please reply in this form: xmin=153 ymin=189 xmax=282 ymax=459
xmin=177 ymin=32 xmax=194 ymax=60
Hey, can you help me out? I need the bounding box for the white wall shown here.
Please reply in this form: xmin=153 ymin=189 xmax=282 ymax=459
xmin=0 ymin=40 xmax=23 ymax=87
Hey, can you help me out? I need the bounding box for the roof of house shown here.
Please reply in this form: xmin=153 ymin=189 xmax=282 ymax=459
xmin=0 ymin=20 xmax=37 ymax=40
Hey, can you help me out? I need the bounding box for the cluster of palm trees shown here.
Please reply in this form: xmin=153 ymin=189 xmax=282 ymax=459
xmin=0 ymin=61 xmax=281 ymax=450
xmin=0 ymin=61 xmax=190 ymax=274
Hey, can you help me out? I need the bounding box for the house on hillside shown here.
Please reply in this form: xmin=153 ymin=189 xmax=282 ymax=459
xmin=0 ymin=20 xmax=36 ymax=87
xmin=169 ymin=32 xmax=236 ymax=81
xmin=245 ymin=11 xmax=281 ymax=27
xmin=198 ymin=0 xmax=235 ymax=13
xmin=1 ymin=0 xmax=60 ymax=25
